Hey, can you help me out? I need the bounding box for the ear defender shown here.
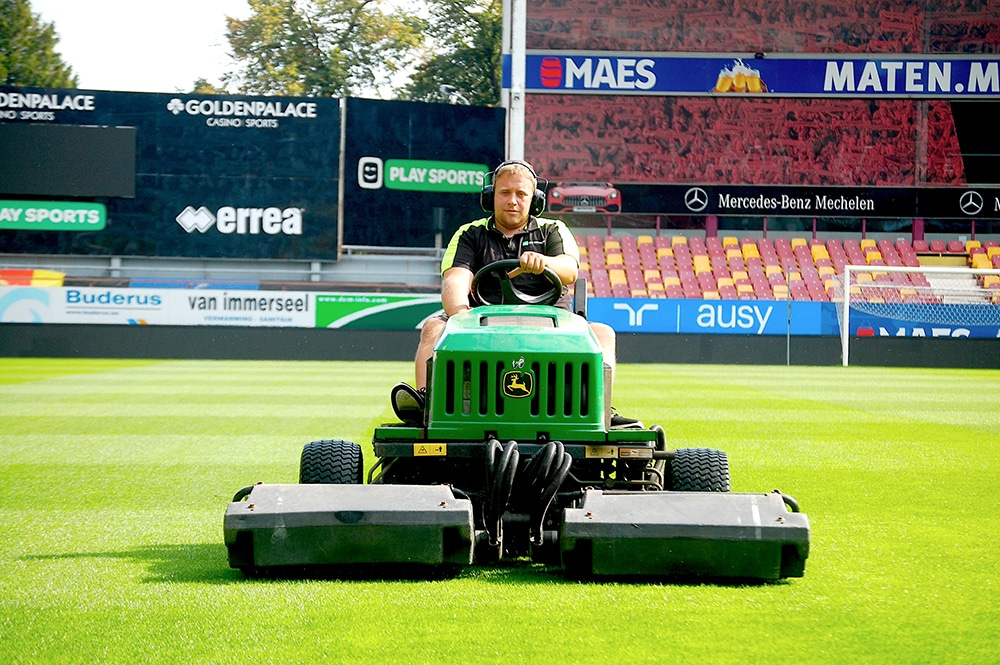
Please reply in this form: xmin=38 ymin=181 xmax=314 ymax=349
xmin=481 ymin=160 xmax=547 ymax=216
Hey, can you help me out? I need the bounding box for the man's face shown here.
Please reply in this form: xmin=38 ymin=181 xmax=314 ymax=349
xmin=493 ymin=171 xmax=535 ymax=233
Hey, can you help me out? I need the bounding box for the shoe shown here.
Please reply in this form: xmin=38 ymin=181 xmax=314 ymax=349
xmin=610 ymin=407 xmax=644 ymax=429
xmin=391 ymin=382 xmax=426 ymax=425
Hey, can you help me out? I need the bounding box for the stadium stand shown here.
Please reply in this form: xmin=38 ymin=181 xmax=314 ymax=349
xmin=577 ymin=234 xmax=998 ymax=303
xmin=525 ymin=1 xmax=994 ymax=185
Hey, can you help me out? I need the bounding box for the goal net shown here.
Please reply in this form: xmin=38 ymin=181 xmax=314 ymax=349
xmin=833 ymin=265 xmax=1000 ymax=366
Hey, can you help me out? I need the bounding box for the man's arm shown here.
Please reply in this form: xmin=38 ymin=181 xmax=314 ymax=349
xmin=441 ymin=266 xmax=474 ymax=316
xmin=515 ymin=251 xmax=579 ymax=286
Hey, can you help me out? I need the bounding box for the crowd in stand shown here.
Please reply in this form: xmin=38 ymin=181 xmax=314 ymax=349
xmin=525 ymin=1 xmax=995 ymax=185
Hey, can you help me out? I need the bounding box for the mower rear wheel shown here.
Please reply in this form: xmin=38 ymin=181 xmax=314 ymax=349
xmin=299 ymin=439 xmax=363 ymax=484
xmin=669 ymin=448 xmax=730 ymax=492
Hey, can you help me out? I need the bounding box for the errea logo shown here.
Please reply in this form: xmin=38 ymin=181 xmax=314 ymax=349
xmin=176 ymin=206 xmax=303 ymax=235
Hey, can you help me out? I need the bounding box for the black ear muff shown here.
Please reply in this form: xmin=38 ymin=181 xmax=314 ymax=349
xmin=481 ymin=160 xmax=548 ymax=216
xmin=480 ymin=183 xmax=495 ymax=213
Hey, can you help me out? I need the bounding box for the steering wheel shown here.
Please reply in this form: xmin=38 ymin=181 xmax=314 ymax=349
xmin=471 ymin=259 xmax=564 ymax=306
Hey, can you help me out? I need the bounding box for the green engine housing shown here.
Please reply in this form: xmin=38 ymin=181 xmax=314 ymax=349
xmin=425 ymin=305 xmax=611 ymax=442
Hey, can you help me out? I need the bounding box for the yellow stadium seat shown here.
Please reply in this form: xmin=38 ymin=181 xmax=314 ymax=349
xmin=703 ymin=290 xmax=720 ymax=299
xmin=606 ymin=252 xmax=624 ymax=266
xmin=765 ymin=264 xmax=783 ymax=277
xmin=609 ymin=269 xmax=627 ymax=286
xmin=657 ymin=246 xmax=674 ymax=258
xmin=671 ymin=236 xmax=688 ymax=246
xmin=722 ymin=236 xmax=739 ymax=248
xmin=811 ymin=244 xmax=830 ymax=261
xmin=791 ymin=237 xmax=807 ymax=249
xmin=637 ymin=235 xmax=653 ymax=246
xmin=860 ymin=238 xmax=876 ymax=249
xmin=966 ymin=240 xmax=981 ymax=252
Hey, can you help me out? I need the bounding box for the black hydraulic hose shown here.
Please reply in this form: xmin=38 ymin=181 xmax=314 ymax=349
xmin=519 ymin=441 xmax=556 ymax=498
xmin=484 ymin=440 xmax=518 ymax=546
xmin=529 ymin=442 xmax=573 ymax=545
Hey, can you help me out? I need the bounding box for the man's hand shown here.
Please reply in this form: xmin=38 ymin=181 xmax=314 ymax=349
xmin=508 ymin=251 xmax=578 ymax=286
xmin=507 ymin=251 xmax=547 ymax=278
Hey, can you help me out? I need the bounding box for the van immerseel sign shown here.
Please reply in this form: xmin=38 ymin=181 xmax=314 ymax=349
xmin=517 ymin=52 xmax=1000 ymax=98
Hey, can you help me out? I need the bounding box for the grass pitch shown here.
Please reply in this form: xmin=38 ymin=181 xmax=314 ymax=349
xmin=1 ymin=358 xmax=997 ymax=664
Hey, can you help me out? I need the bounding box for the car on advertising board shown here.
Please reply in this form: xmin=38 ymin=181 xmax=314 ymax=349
xmin=547 ymin=183 xmax=622 ymax=214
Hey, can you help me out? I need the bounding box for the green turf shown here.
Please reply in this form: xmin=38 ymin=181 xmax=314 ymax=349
xmin=1 ymin=359 xmax=997 ymax=664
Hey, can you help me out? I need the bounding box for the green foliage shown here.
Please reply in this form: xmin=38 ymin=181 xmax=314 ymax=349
xmin=222 ymin=0 xmax=427 ymax=97
xmin=2 ymin=359 xmax=997 ymax=663
xmin=0 ymin=0 xmax=77 ymax=87
xmin=402 ymin=0 xmax=502 ymax=106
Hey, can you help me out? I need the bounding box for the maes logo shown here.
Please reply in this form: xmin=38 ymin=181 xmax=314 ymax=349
xmin=175 ymin=206 xmax=303 ymax=235
xmin=538 ymin=56 xmax=657 ymax=90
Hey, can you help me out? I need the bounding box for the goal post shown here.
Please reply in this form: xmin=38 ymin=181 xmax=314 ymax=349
xmin=834 ymin=264 xmax=1000 ymax=366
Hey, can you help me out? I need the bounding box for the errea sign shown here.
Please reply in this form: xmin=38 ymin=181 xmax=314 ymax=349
xmin=176 ymin=206 xmax=303 ymax=235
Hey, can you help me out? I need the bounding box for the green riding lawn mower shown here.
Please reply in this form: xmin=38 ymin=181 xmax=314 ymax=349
xmin=224 ymin=260 xmax=810 ymax=580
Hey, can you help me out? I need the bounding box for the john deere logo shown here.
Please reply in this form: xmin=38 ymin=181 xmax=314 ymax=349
xmin=502 ymin=370 xmax=533 ymax=398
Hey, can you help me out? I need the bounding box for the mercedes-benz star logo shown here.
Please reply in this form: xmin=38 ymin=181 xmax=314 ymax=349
xmin=684 ymin=187 xmax=709 ymax=213
xmin=959 ymin=190 xmax=983 ymax=216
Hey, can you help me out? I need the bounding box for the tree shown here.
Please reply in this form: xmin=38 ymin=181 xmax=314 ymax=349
xmin=222 ymin=0 xmax=427 ymax=98
xmin=0 ymin=0 xmax=77 ymax=87
xmin=402 ymin=0 xmax=501 ymax=106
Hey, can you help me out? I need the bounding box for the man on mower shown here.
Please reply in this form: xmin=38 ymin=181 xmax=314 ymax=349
xmin=391 ymin=160 xmax=637 ymax=428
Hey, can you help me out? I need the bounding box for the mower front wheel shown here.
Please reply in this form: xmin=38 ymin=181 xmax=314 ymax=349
xmin=669 ymin=448 xmax=730 ymax=492
xmin=299 ymin=439 xmax=363 ymax=484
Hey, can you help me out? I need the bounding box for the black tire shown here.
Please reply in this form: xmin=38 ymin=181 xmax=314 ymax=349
xmin=299 ymin=439 xmax=363 ymax=484
xmin=669 ymin=448 xmax=730 ymax=492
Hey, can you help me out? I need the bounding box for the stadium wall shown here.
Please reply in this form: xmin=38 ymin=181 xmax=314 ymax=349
xmin=1 ymin=323 xmax=996 ymax=368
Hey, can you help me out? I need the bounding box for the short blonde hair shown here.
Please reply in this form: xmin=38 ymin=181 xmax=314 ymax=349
xmin=493 ymin=161 xmax=537 ymax=190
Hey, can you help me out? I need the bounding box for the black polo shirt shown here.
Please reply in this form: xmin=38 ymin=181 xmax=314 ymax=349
xmin=441 ymin=215 xmax=580 ymax=309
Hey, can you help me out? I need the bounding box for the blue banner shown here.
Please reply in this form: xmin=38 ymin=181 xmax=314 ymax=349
xmin=848 ymin=307 xmax=1000 ymax=339
xmin=512 ymin=53 xmax=1000 ymax=98
xmin=588 ymin=298 xmax=841 ymax=336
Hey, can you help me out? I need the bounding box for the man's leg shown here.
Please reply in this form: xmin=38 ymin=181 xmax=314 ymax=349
xmin=392 ymin=315 xmax=447 ymax=424
xmin=415 ymin=315 xmax=448 ymax=389
xmin=589 ymin=321 xmax=616 ymax=383
xmin=589 ymin=321 xmax=641 ymax=428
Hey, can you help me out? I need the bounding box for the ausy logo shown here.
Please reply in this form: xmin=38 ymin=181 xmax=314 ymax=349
xmin=175 ymin=206 xmax=303 ymax=235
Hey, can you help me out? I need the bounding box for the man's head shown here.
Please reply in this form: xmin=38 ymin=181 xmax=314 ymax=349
xmin=489 ymin=161 xmax=543 ymax=234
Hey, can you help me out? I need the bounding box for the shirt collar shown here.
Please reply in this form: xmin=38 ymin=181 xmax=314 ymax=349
xmin=488 ymin=215 xmax=539 ymax=236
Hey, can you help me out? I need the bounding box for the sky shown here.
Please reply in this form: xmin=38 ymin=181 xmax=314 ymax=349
xmin=30 ymin=0 xmax=251 ymax=93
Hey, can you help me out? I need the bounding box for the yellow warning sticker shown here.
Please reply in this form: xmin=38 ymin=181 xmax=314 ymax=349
xmin=585 ymin=446 xmax=617 ymax=459
xmin=414 ymin=443 xmax=447 ymax=457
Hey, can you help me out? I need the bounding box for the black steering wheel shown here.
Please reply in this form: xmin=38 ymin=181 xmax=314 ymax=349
xmin=471 ymin=259 xmax=564 ymax=306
